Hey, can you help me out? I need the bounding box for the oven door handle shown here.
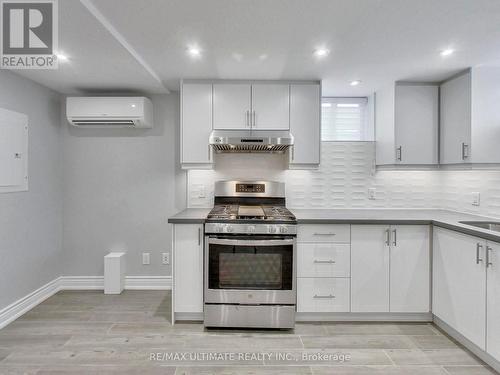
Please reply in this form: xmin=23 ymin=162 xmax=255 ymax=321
xmin=207 ymin=238 xmax=295 ymax=246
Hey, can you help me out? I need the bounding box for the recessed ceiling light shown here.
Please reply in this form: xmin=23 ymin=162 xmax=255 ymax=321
xmin=321 ymin=102 xmax=332 ymax=108
xmin=350 ymin=80 xmax=361 ymax=86
xmin=440 ymin=48 xmax=454 ymax=57
xmin=187 ymin=46 xmax=202 ymax=58
xmin=313 ymin=48 xmax=330 ymax=58
xmin=56 ymin=53 xmax=68 ymax=61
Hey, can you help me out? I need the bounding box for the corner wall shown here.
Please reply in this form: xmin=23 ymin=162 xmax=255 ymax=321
xmin=0 ymin=70 xmax=63 ymax=310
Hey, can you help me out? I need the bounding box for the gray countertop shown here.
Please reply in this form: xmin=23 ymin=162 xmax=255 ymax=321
xmin=168 ymin=207 xmax=500 ymax=242
xmin=167 ymin=208 xmax=211 ymax=224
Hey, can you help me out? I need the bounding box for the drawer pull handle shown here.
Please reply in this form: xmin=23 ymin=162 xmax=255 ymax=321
xmin=313 ymin=294 xmax=335 ymax=299
xmin=313 ymin=232 xmax=336 ymax=236
xmin=313 ymin=260 xmax=336 ymax=264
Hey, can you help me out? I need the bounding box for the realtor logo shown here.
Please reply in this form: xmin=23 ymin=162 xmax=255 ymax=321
xmin=1 ymin=0 xmax=58 ymax=69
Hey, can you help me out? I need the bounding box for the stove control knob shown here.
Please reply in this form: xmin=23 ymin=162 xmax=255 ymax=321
xmin=247 ymin=225 xmax=255 ymax=233
xmin=280 ymin=226 xmax=288 ymax=234
xmin=268 ymin=225 xmax=277 ymax=234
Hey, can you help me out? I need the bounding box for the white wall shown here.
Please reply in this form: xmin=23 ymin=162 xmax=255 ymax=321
xmin=0 ymin=70 xmax=62 ymax=310
xmin=188 ymin=142 xmax=500 ymax=219
xmin=62 ymin=94 xmax=185 ymax=277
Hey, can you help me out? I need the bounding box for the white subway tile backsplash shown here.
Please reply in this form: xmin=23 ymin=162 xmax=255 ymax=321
xmin=187 ymin=142 xmax=500 ymax=219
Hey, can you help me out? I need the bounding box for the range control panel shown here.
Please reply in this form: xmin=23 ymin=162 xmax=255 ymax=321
xmin=235 ymin=183 xmax=265 ymax=193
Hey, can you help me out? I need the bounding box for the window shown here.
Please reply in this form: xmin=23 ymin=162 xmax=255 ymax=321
xmin=321 ymin=97 xmax=372 ymax=141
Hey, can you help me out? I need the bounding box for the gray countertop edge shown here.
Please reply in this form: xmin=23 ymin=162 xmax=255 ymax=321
xmin=432 ymin=221 xmax=500 ymax=243
xmin=167 ymin=218 xmax=206 ymax=224
xmin=168 ymin=209 xmax=500 ymax=242
xmin=295 ymin=218 xmax=432 ymax=225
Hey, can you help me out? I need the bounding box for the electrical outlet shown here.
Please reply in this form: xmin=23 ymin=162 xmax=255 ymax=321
xmin=198 ymin=185 xmax=206 ymax=198
xmin=142 ymin=252 xmax=150 ymax=265
xmin=472 ymin=192 xmax=481 ymax=206
xmin=368 ymin=188 xmax=376 ymax=200
xmin=162 ymin=252 xmax=170 ymax=265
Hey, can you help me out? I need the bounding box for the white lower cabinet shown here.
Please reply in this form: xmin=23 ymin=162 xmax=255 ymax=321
xmin=487 ymin=241 xmax=500 ymax=362
xmin=351 ymin=225 xmax=390 ymax=312
xmin=297 ymin=278 xmax=350 ymax=313
xmin=351 ymin=225 xmax=430 ymax=313
xmin=390 ymin=225 xmax=430 ymax=313
xmin=173 ymin=224 xmax=204 ymax=316
xmin=296 ymin=224 xmax=351 ymax=313
xmin=433 ymin=227 xmax=486 ymax=350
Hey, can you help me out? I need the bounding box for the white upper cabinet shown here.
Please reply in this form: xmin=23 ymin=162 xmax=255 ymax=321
xmin=375 ymin=83 xmax=439 ymax=165
xmin=181 ymin=83 xmax=213 ymax=168
xmin=440 ymin=67 xmax=500 ymax=164
xmin=440 ymin=71 xmax=472 ymax=164
xmin=251 ymin=84 xmax=290 ymax=130
xmin=394 ymin=85 xmax=439 ymax=165
xmin=213 ymin=83 xmax=252 ymax=130
xmin=289 ymin=84 xmax=320 ymax=168
xmin=213 ymin=83 xmax=291 ymax=130
xmin=181 ymin=80 xmax=320 ymax=169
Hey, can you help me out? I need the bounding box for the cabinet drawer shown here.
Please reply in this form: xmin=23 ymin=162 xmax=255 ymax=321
xmin=298 ymin=224 xmax=350 ymax=243
xmin=298 ymin=243 xmax=350 ymax=277
xmin=297 ymin=278 xmax=350 ymax=313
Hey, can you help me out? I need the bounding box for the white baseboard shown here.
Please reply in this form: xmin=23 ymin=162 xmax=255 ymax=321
xmin=59 ymin=276 xmax=104 ymax=290
xmin=0 ymin=277 xmax=61 ymax=329
xmin=59 ymin=276 xmax=172 ymax=290
xmin=0 ymin=275 xmax=172 ymax=330
xmin=125 ymin=276 xmax=172 ymax=290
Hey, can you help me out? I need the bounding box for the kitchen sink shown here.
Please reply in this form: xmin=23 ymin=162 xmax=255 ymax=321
xmin=459 ymin=221 xmax=500 ymax=232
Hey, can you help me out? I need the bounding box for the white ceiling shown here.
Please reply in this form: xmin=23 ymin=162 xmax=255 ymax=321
xmin=13 ymin=0 xmax=500 ymax=96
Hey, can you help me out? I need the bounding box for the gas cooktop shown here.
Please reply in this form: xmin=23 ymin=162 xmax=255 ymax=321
xmin=207 ymin=204 xmax=296 ymax=222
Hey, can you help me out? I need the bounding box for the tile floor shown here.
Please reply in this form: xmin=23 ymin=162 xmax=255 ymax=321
xmin=0 ymin=290 xmax=496 ymax=374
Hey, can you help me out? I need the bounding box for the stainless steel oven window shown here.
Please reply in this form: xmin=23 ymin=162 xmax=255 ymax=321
xmin=204 ymin=237 xmax=297 ymax=305
xmin=207 ymin=238 xmax=293 ymax=291
xmin=219 ymin=253 xmax=282 ymax=289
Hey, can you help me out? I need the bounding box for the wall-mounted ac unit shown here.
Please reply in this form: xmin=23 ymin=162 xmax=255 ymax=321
xmin=66 ymin=97 xmax=153 ymax=128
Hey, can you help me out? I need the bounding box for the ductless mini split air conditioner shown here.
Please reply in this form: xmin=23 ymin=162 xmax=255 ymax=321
xmin=66 ymin=97 xmax=153 ymax=128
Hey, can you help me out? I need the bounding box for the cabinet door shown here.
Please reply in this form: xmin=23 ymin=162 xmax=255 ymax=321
xmin=440 ymin=72 xmax=472 ymax=164
xmin=251 ymin=84 xmax=289 ymax=130
xmin=433 ymin=227 xmax=486 ymax=349
xmin=351 ymin=225 xmax=390 ymax=312
xmin=394 ymin=85 xmax=438 ymax=164
xmin=181 ymin=84 xmax=212 ymax=166
xmin=213 ymin=84 xmax=251 ymax=129
xmin=173 ymin=224 xmax=203 ymax=314
xmin=487 ymin=241 xmax=500 ymax=361
xmin=390 ymin=225 xmax=430 ymax=312
xmin=289 ymin=84 xmax=320 ymax=167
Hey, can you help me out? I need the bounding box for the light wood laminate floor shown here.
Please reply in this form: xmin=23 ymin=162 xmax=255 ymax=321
xmin=0 ymin=290 xmax=496 ymax=374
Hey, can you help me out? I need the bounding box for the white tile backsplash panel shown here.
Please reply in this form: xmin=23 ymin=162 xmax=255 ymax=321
xmin=187 ymin=142 xmax=500 ymax=219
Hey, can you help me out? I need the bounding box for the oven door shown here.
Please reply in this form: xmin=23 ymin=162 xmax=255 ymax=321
xmin=204 ymin=236 xmax=296 ymax=305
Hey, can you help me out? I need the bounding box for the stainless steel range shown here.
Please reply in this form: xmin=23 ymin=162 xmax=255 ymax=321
xmin=204 ymin=180 xmax=297 ymax=329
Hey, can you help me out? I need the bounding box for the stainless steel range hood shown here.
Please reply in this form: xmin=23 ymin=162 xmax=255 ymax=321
xmin=209 ymin=130 xmax=294 ymax=153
